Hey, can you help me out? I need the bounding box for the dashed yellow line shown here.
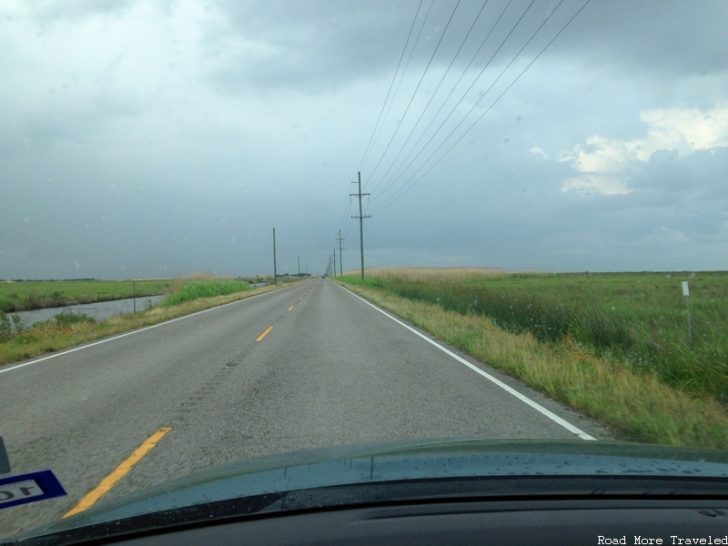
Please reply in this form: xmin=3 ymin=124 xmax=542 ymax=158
xmin=256 ymin=325 xmax=274 ymax=342
xmin=64 ymin=426 xmax=172 ymax=518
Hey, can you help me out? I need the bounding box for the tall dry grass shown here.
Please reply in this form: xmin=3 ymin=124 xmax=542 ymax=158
xmin=363 ymin=267 xmax=507 ymax=283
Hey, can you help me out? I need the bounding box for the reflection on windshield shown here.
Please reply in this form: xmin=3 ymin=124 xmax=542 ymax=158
xmin=0 ymin=0 xmax=726 ymax=539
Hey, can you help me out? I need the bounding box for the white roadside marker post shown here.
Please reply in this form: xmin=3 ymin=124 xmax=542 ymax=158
xmin=681 ymin=281 xmax=692 ymax=345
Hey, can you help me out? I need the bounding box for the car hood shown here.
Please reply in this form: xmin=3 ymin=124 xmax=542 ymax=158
xmin=19 ymin=438 xmax=728 ymax=541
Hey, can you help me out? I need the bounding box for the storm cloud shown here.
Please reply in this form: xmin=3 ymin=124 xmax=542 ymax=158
xmin=1 ymin=0 xmax=726 ymax=278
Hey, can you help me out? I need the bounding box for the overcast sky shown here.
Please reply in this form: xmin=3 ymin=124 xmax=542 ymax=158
xmin=2 ymin=0 xmax=727 ymax=278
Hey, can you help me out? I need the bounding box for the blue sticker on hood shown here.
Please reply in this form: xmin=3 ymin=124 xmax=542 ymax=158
xmin=0 ymin=470 xmax=66 ymax=510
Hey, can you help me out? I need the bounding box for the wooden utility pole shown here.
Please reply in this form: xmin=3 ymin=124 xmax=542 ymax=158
xmin=350 ymin=171 xmax=370 ymax=279
xmin=336 ymin=230 xmax=344 ymax=276
xmin=272 ymin=227 xmax=277 ymax=285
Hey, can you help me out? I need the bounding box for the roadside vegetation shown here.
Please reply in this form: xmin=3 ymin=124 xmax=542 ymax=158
xmin=0 ymin=279 xmax=171 ymax=312
xmin=0 ymin=277 xmax=285 ymax=366
xmin=338 ymin=269 xmax=728 ymax=449
xmin=163 ymin=278 xmax=251 ymax=305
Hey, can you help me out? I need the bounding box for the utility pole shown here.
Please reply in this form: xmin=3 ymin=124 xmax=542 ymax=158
xmin=350 ymin=171 xmax=371 ymax=279
xmin=336 ymin=230 xmax=344 ymax=276
xmin=272 ymin=227 xmax=277 ymax=285
xmin=333 ymin=247 xmax=337 ymax=277
xmin=297 ymin=255 xmax=301 ymax=277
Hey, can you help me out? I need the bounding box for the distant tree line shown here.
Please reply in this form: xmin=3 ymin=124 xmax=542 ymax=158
xmin=3 ymin=278 xmax=98 ymax=282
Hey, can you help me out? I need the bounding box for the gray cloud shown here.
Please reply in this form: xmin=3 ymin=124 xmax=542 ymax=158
xmin=37 ymin=1 xmax=132 ymax=17
xmin=206 ymin=0 xmax=728 ymax=95
xmin=553 ymin=0 xmax=728 ymax=77
xmin=1 ymin=0 xmax=726 ymax=278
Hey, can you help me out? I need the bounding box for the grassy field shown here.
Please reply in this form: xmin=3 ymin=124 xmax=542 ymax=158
xmin=0 ymin=279 xmax=286 ymax=365
xmin=0 ymin=279 xmax=171 ymax=312
xmin=338 ymin=269 xmax=728 ymax=448
xmin=163 ymin=278 xmax=251 ymax=306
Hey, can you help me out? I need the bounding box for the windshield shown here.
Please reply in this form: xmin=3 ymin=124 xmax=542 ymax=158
xmin=1 ymin=0 xmax=726 ymax=539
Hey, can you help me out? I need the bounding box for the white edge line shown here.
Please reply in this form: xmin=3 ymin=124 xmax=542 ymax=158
xmin=0 ymin=285 xmax=293 ymax=375
xmin=339 ymin=284 xmax=596 ymax=441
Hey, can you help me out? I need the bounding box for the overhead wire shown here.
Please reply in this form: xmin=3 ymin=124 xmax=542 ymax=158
xmin=343 ymin=1 xmax=426 ymax=239
xmin=367 ymin=0 xmax=491 ymax=197
xmin=338 ymin=194 xmax=353 ymax=236
xmin=376 ymin=0 xmax=435 ymax=171
xmin=377 ymin=0 xmax=593 ymax=211
xmin=377 ymin=0 xmax=565 ymax=209
xmin=365 ymin=0 xmax=462 ymax=186
xmin=358 ymin=0 xmax=424 ymax=171
xmin=372 ymin=0 xmax=514 ymax=198
xmin=338 ymin=2 xmax=428 ymax=254
xmin=373 ymin=0 xmax=536 ymax=204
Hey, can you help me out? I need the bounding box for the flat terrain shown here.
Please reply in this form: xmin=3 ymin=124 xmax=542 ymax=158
xmin=339 ymin=269 xmax=728 ymax=448
xmin=0 ymin=279 xmax=171 ymax=312
xmin=342 ymin=270 xmax=728 ymax=400
xmin=0 ymin=279 xmax=604 ymax=539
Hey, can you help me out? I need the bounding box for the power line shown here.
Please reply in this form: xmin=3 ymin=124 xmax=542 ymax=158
xmin=336 ymin=230 xmax=345 ymax=276
xmin=363 ymin=0 xmax=507 ymax=216
xmin=337 ymin=193 xmax=352 ymax=236
xmin=373 ymin=0 xmax=536 ymax=204
xmin=272 ymin=227 xmax=277 ymax=285
xmin=372 ymin=0 xmax=514 ymax=198
xmin=376 ymin=0 xmax=566 ymax=210
xmin=377 ymin=0 xmax=435 ymax=168
xmin=360 ymin=0 xmax=435 ymax=196
xmin=377 ymin=0 xmax=593 ymax=211
xmin=358 ymin=0 xmax=424 ymax=171
xmin=365 ymin=0 xmax=462 ymax=185
xmin=331 ymin=193 xmax=351 ymax=264
xmin=368 ymin=0 xmax=491 ymax=197
xmin=350 ymin=171 xmax=371 ymax=278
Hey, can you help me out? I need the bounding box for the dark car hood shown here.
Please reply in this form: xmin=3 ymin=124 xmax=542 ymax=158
xmin=19 ymin=439 xmax=728 ymax=541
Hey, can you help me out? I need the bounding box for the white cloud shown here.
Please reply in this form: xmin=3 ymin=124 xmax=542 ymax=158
xmin=561 ymin=135 xmax=634 ymax=174
xmin=529 ymin=146 xmax=549 ymax=159
xmin=558 ymin=103 xmax=728 ymax=195
xmin=561 ymin=174 xmax=632 ymax=196
xmin=640 ymin=106 xmax=728 ymax=157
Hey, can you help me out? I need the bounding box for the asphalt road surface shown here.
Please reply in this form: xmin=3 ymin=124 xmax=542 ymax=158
xmin=0 ymin=279 xmax=607 ymax=538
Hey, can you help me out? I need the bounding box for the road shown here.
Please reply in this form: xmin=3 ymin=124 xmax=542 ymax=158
xmin=0 ymin=279 xmax=607 ymax=538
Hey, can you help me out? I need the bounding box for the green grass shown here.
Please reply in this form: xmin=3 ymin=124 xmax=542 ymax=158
xmin=163 ymin=279 xmax=251 ymax=306
xmin=0 ymin=279 xmax=171 ymax=312
xmin=52 ymin=310 xmax=96 ymax=326
xmin=341 ymin=271 xmax=728 ymax=402
xmin=0 ymin=283 xmax=285 ymax=365
xmin=337 ymin=271 xmax=728 ymax=449
xmin=0 ymin=276 xmax=256 ymax=351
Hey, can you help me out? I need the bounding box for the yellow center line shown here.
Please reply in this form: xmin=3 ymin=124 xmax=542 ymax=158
xmin=288 ymin=304 xmax=294 ymax=311
xmin=256 ymin=325 xmax=274 ymax=342
xmin=63 ymin=426 xmax=172 ymax=519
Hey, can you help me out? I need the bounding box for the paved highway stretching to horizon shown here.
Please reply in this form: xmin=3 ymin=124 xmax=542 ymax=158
xmin=0 ymin=279 xmax=608 ymax=538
